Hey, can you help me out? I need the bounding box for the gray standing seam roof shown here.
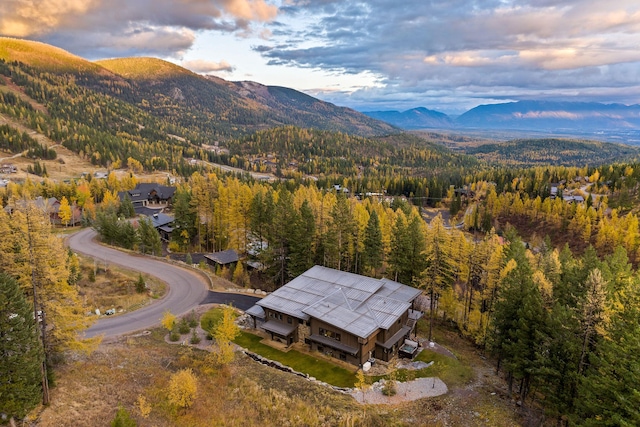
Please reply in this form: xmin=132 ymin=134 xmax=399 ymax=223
xmin=204 ymin=249 xmax=239 ymax=265
xmin=256 ymin=266 xmax=421 ymax=339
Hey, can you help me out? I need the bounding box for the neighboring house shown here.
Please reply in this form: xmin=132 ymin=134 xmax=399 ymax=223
xmin=246 ymin=266 xmax=423 ymax=367
xmin=143 ymin=212 xmax=174 ymax=241
xmin=4 ymin=196 xmax=81 ymax=225
xmin=563 ymin=195 xmax=585 ymax=204
xmin=0 ymin=164 xmax=17 ymax=174
xmin=204 ymin=249 xmax=239 ymax=268
xmin=118 ymin=183 xmax=176 ymax=208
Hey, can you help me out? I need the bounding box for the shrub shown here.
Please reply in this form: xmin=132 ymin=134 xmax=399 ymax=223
xmin=178 ymin=318 xmax=190 ymax=335
xmin=135 ymin=274 xmax=146 ymax=293
xmin=186 ymin=311 xmax=198 ymax=328
xmin=190 ymin=330 xmax=201 ymax=345
xmin=111 ymin=405 xmax=136 ymax=427
xmin=169 ymin=331 xmax=181 ymax=342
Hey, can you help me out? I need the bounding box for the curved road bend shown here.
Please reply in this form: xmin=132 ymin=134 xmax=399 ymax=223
xmin=68 ymin=228 xmax=209 ymax=339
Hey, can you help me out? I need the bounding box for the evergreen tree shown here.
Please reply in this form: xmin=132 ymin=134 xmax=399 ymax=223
xmin=575 ymin=280 xmax=640 ymax=426
xmin=363 ymin=210 xmax=383 ymax=274
xmin=117 ymin=194 xmax=135 ymax=219
xmin=289 ymin=200 xmax=315 ymax=278
xmin=138 ymin=217 xmax=162 ymax=256
xmin=0 ymin=273 xmax=44 ymax=419
xmin=389 ymin=212 xmax=409 ymax=283
xmin=171 ymin=186 xmax=196 ymax=250
xmin=490 ymin=235 xmax=546 ymax=403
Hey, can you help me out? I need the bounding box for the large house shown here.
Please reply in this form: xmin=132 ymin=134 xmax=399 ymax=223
xmin=245 ymin=266 xmax=423 ymax=366
xmin=118 ymin=183 xmax=176 ymax=209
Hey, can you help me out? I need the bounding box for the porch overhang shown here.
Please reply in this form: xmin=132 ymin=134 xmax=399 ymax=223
xmin=376 ymin=325 xmax=411 ymax=350
xmin=308 ymin=334 xmax=359 ymax=356
xmin=261 ymin=320 xmax=297 ymax=337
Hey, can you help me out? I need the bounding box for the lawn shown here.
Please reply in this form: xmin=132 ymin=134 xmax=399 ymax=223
xmin=412 ymin=348 xmax=474 ymax=387
xmin=233 ymin=331 xmax=357 ymax=388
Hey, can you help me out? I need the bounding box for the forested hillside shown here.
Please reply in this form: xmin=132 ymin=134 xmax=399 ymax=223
xmin=463 ymin=138 xmax=638 ymax=166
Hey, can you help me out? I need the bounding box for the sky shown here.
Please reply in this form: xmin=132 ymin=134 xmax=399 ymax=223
xmin=1 ymin=0 xmax=640 ymax=114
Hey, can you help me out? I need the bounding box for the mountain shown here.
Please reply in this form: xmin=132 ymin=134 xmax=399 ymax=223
xmin=456 ymin=100 xmax=640 ymax=132
xmin=0 ymin=38 xmax=395 ymax=139
xmin=363 ymin=107 xmax=453 ymax=129
xmin=365 ymin=101 xmax=640 ymax=140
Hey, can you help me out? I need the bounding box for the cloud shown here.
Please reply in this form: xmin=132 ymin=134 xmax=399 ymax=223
xmin=0 ymin=0 xmax=277 ymax=58
xmin=259 ymin=0 xmax=640 ymax=112
xmin=182 ymin=59 xmax=235 ymax=73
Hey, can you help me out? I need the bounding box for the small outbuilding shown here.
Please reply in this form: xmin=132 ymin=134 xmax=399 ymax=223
xmin=204 ymin=249 xmax=239 ymax=268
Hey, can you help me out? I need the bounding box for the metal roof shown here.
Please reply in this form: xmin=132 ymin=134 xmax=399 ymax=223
xmin=257 ymin=266 xmax=421 ymax=339
xmin=245 ymin=304 xmax=265 ymax=319
xmin=204 ymin=249 xmax=239 ymax=265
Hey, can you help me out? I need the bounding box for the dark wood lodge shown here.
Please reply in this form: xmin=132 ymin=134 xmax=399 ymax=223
xmin=246 ymin=266 xmax=422 ymax=367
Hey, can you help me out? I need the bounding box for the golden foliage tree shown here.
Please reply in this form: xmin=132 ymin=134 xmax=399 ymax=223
xmin=161 ymin=310 xmax=176 ymax=332
xmin=58 ymin=196 xmax=72 ymax=227
xmin=211 ymin=305 xmax=240 ymax=367
xmin=168 ymin=368 xmax=198 ymax=411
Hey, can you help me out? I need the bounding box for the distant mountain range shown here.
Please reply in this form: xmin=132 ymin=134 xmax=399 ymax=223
xmin=364 ymin=101 xmax=640 ymax=134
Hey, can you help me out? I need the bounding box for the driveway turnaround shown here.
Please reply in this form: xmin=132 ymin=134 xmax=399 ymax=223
xmin=201 ymin=291 xmax=260 ymax=311
xmin=68 ymin=228 xmax=209 ymax=338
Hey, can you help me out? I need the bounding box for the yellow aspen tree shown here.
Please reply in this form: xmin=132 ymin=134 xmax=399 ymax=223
xmin=58 ymin=196 xmax=72 ymax=227
xmin=161 ymin=311 xmax=176 ymax=332
xmin=168 ymin=368 xmax=198 ymax=411
xmin=211 ymin=305 xmax=240 ymax=367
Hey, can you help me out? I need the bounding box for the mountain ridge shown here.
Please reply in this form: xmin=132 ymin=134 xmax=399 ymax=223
xmin=364 ymin=101 xmax=640 ymax=136
xmin=0 ymin=37 xmax=396 ymax=139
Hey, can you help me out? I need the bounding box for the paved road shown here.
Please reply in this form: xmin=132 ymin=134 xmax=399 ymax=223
xmin=68 ymin=228 xmax=210 ymax=338
xmin=201 ymin=291 xmax=260 ymax=311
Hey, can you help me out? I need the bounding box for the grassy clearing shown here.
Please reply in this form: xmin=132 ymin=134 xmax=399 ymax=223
xmin=76 ymin=254 xmax=166 ymax=314
xmin=234 ymin=331 xmax=357 ymax=388
xmin=413 ymin=349 xmax=474 ymax=387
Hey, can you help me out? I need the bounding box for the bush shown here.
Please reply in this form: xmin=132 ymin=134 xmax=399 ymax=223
xmin=135 ymin=274 xmax=146 ymax=293
xmin=186 ymin=311 xmax=198 ymax=328
xmin=169 ymin=331 xmax=181 ymax=342
xmin=190 ymin=330 xmax=201 ymax=345
xmin=178 ymin=318 xmax=190 ymax=335
xmin=111 ymin=405 xmax=137 ymax=427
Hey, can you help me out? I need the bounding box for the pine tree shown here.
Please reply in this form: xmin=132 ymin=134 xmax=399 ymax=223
xmin=575 ymin=282 xmax=640 ymax=426
xmin=489 ymin=236 xmax=546 ymax=403
xmin=138 ymin=217 xmax=162 ymax=256
xmin=117 ymin=194 xmax=135 ymax=219
xmin=0 ymin=273 xmax=44 ymax=420
xmin=289 ymin=199 xmax=315 ymax=278
xmin=363 ymin=210 xmax=383 ymax=274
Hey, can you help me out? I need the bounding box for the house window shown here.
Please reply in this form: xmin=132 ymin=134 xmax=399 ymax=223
xmin=319 ymin=328 xmax=341 ymax=341
xmin=287 ymin=317 xmax=292 ymax=324
xmin=339 ymin=353 xmax=346 ymax=361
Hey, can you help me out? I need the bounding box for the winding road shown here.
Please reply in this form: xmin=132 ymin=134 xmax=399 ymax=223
xmin=68 ymin=228 xmax=210 ymax=338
